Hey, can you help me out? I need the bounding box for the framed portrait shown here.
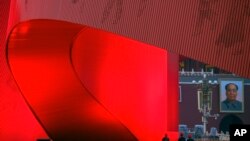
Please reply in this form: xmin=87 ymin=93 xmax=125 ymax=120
xmin=219 ymin=79 xmax=244 ymax=113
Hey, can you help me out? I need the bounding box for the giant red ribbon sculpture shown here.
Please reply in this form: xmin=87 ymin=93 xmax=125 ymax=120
xmin=7 ymin=19 xmax=178 ymax=141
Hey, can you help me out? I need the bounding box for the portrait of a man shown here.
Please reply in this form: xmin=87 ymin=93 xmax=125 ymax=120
xmin=220 ymin=80 xmax=244 ymax=113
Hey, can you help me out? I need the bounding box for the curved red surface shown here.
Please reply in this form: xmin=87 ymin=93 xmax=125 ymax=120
xmin=7 ymin=19 xmax=178 ymax=140
xmin=72 ymin=28 xmax=170 ymax=141
xmin=7 ymin=20 xmax=137 ymax=141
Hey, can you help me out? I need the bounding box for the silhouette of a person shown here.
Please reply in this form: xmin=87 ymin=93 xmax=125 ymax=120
xmin=178 ymin=132 xmax=186 ymax=141
xmin=162 ymin=133 xmax=170 ymax=141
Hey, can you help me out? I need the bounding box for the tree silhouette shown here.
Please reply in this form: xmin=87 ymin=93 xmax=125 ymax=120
xmin=193 ymin=0 xmax=218 ymax=36
xmin=72 ymin=0 xmax=79 ymax=4
xmin=101 ymin=0 xmax=123 ymax=24
xmin=25 ymin=0 xmax=28 ymax=11
xmin=216 ymin=0 xmax=249 ymax=54
xmin=137 ymin=0 xmax=149 ymax=17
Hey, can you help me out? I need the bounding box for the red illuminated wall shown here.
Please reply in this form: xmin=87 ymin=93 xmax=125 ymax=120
xmin=7 ymin=19 xmax=179 ymax=141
